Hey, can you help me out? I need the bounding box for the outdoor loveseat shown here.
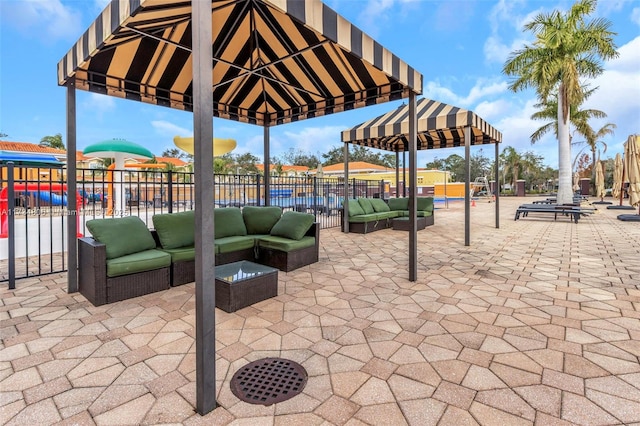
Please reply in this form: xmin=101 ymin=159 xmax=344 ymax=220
xmin=343 ymin=197 xmax=434 ymax=234
xmin=79 ymin=207 xmax=320 ymax=305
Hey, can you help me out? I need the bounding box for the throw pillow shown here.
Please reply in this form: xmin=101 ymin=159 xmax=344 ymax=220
xmin=243 ymin=206 xmax=282 ymax=234
xmin=270 ymin=211 xmax=315 ymax=240
xmin=152 ymin=210 xmax=195 ymax=249
xmin=370 ymin=198 xmax=391 ymax=212
xmin=344 ymin=199 xmax=365 ymax=217
xmin=358 ymin=198 xmax=375 ymax=214
xmin=87 ymin=216 xmax=156 ymax=260
xmin=214 ymin=208 xmax=247 ymax=239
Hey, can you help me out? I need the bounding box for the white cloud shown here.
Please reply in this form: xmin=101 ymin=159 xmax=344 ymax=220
xmin=474 ymin=99 xmax=513 ymax=121
xmin=81 ymin=93 xmax=115 ymax=119
xmin=632 ymin=7 xmax=640 ymax=26
xmin=151 ymin=120 xmax=191 ymax=137
xmin=1 ymin=0 xmax=82 ymax=41
xmin=423 ymin=79 xmax=508 ymax=107
xmin=357 ymin=0 xmax=419 ymax=37
xmin=282 ymin=126 xmax=345 ymax=155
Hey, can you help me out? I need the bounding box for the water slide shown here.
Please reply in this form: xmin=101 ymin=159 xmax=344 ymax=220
xmin=30 ymin=191 xmax=67 ymax=206
xmin=0 ymin=183 xmax=83 ymax=238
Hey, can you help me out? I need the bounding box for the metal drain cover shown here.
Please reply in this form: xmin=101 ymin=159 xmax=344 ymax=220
xmin=230 ymin=357 xmax=308 ymax=406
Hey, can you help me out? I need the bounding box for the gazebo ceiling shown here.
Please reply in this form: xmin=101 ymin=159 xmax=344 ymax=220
xmin=342 ymin=97 xmax=502 ymax=151
xmin=58 ymin=0 xmax=422 ymax=126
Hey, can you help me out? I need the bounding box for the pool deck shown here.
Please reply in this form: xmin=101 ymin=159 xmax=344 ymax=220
xmin=1 ymin=197 xmax=639 ymax=425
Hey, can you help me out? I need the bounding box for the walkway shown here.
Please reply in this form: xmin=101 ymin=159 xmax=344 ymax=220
xmin=1 ymin=197 xmax=639 ymax=425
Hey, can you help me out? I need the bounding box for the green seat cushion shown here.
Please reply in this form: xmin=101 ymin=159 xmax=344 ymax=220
xmin=417 ymin=197 xmax=434 ymax=212
xmin=370 ymin=198 xmax=391 ymax=212
xmin=358 ymin=198 xmax=375 ymax=214
xmin=417 ymin=211 xmax=433 ymax=217
xmin=258 ymin=236 xmax=315 ymax=252
xmin=158 ymin=246 xmax=195 ymax=262
xmin=214 ymin=235 xmax=256 ymax=254
xmin=87 ymin=216 xmax=156 ymax=260
xmin=348 ymin=213 xmax=380 ymax=223
xmin=242 ymin=206 xmax=283 ymax=234
xmin=106 ymin=249 xmax=171 ymax=277
xmin=214 ymin=208 xmax=247 ymax=239
xmin=152 ymin=210 xmax=195 ymax=249
xmin=376 ymin=211 xmax=397 ymax=220
xmin=388 ymin=198 xmax=409 ymax=211
xmin=270 ymin=211 xmax=315 ymax=240
xmin=345 ymin=199 xmax=365 ymax=217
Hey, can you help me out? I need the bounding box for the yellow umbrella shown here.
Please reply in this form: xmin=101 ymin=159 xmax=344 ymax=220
xmin=595 ymin=161 xmax=605 ymax=201
xmin=173 ymin=136 xmax=236 ymax=156
xmin=612 ymin=153 xmax=623 ymax=200
xmin=624 ymin=134 xmax=640 ymax=209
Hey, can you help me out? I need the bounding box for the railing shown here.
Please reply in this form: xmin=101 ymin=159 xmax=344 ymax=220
xmin=2 ymin=165 xmax=384 ymax=283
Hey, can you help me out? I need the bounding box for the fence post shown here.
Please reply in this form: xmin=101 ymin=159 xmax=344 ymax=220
xmin=256 ymin=174 xmax=261 ymax=206
xmin=352 ymin=178 xmax=356 ymax=198
xmin=7 ymin=162 xmax=15 ymax=290
xmin=168 ymin=171 xmax=173 ymax=213
xmin=313 ymin=177 xmax=318 ymax=219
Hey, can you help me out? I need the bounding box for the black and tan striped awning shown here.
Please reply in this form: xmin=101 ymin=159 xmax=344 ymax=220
xmin=57 ymin=0 xmax=422 ymax=126
xmin=342 ymin=97 xmax=502 ymax=151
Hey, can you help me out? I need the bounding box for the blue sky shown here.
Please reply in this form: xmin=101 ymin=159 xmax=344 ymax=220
xmin=1 ymin=0 xmax=639 ymax=168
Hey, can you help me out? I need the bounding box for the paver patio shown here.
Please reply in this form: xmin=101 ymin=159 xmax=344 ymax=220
xmin=1 ymin=197 xmax=639 ymax=425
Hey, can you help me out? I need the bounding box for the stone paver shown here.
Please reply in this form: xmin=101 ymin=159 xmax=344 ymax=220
xmin=1 ymin=197 xmax=639 ymax=425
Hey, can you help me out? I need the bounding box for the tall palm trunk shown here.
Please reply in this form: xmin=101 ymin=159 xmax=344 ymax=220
xmin=557 ymin=87 xmax=573 ymax=204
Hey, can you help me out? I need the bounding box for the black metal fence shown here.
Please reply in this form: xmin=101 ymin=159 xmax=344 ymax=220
xmin=2 ymin=165 xmax=383 ymax=283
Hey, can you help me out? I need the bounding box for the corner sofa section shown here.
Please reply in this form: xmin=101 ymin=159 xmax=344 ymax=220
xmin=151 ymin=206 xmax=319 ymax=286
xmin=344 ymin=197 xmax=434 ymax=234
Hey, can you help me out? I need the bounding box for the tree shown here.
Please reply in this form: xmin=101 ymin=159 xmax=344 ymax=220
xmin=278 ymin=148 xmax=320 ymax=168
xmin=580 ymin=122 xmax=616 ymax=177
xmin=500 ymin=147 xmax=523 ymax=191
xmin=40 ymin=133 xmax=65 ymax=150
xmin=503 ymin=0 xmax=618 ymax=204
xmin=233 ymin=153 xmax=259 ymax=174
xmin=322 ymin=145 xmax=395 ymax=168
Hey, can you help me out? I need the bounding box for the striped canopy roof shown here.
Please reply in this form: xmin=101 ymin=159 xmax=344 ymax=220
xmin=342 ymin=97 xmax=502 ymax=151
xmin=57 ymin=0 xmax=422 ymax=127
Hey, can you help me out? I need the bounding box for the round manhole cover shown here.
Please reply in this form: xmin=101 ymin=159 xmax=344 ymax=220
xmin=230 ymin=357 xmax=308 ymax=406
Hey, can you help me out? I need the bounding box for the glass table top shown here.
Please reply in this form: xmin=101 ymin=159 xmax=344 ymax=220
xmin=215 ymin=261 xmax=278 ymax=284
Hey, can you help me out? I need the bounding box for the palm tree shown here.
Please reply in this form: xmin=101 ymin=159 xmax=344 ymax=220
xmin=500 ymin=146 xmax=523 ymax=192
xmin=581 ymin=123 xmax=616 ymax=176
xmin=40 ymin=133 xmax=65 ymax=150
xmin=503 ymin=0 xmax=618 ymax=204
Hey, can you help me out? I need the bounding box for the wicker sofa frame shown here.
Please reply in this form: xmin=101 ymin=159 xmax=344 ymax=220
xmin=150 ymin=222 xmax=319 ymax=286
xmin=78 ymin=237 xmax=170 ymax=306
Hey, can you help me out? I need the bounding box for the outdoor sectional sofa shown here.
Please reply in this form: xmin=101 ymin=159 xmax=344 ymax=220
xmin=343 ymin=197 xmax=434 ymax=234
xmin=79 ymin=207 xmax=319 ymax=305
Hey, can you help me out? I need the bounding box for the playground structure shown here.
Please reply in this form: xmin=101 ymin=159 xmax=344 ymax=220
xmin=0 ymin=183 xmax=83 ymax=238
xmin=103 ymin=163 xmax=168 ymax=215
xmin=470 ymin=177 xmax=494 ymax=202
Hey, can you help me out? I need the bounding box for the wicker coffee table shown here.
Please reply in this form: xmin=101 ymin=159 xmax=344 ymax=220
xmin=215 ymin=261 xmax=278 ymax=313
xmin=392 ymin=217 xmax=427 ymax=231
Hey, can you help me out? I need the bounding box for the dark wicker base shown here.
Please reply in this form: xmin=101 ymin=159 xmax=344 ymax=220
xmin=106 ymin=268 xmax=170 ymax=304
xmin=216 ymin=247 xmax=256 ymax=265
xmin=348 ymin=219 xmax=390 ymax=234
xmin=215 ymin=265 xmax=278 ymax=313
xmin=171 ymin=260 xmax=195 ymax=286
xmin=257 ymin=244 xmax=319 ymax=272
xmin=392 ymin=217 xmax=427 ymax=231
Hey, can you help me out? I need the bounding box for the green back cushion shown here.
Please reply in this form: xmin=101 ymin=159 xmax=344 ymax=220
xmin=345 ymin=199 xmax=365 ymax=217
xmin=270 ymin=211 xmax=315 ymax=240
xmin=388 ymin=197 xmax=409 ymax=211
xmin=87 ymin=216 xmax=156 ymax=260
xmin=358 ymin=198 xmax=375 ymax=214
xmin=417 ymin=197 xmax=433 ymax=212
xmin=214 ymin=208 xmax=247 ymax=239
xmin=242 ymin=206 xmax=282 ymax=234
xmin=370 ymin=198 xmax=390 ymax=212
xmin=152 ymin=210 xmax=195 ymax=249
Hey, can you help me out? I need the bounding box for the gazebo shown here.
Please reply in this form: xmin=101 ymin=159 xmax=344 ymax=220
xmin=341 ymin=97 xmax=503 ymax=274
xmin=58 ymin=0 xmax=422 ymax=414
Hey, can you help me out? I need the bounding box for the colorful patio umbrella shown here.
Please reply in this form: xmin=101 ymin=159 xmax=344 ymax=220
xmin=84 ymin=139 xmax=154 ymax=216
xmin=612 ymin=153 xmax=623 ymax=200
